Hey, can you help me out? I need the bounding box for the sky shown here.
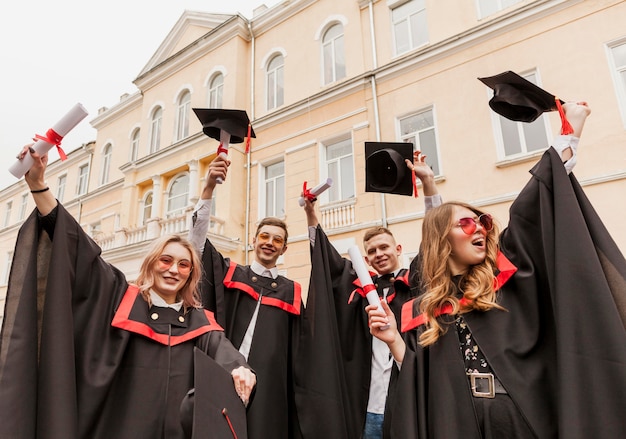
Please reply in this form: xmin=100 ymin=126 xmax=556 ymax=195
xmin=0 ymin=0 xmax=281 ymax=191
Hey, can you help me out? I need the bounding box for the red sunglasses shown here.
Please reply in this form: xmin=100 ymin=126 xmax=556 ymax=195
xmin=157 ymin=255 xmax=193 ymax=275
xmin=456 ymin=214 xmax=493 ymax=235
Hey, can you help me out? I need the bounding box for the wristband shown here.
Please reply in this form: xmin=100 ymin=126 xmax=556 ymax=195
xmin=30 ymin=187 xmax=50 ymax=193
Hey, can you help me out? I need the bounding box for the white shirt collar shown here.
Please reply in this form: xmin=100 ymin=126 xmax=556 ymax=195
xmin=250 ymin=260 xmax=278 ymax=279
xmin=149 ymin=289 xmax=183 ymax=311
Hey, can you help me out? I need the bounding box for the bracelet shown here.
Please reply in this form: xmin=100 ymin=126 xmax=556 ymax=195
xmin=30 ymin=187 xmax=50 ymax=193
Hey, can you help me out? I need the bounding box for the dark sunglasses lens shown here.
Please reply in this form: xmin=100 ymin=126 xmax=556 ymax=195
xmin=458 ymin=218 xmax=476 ymax=235
xmin=479 ymin=214 xmax=493 ymax=231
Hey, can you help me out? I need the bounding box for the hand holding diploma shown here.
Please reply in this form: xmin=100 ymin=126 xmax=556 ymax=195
xmin=10 ymin=103 xmax=89 ymax=179
xmin=348 ymin=245 xmax=389 ymax=330
xmin=299 ymin=178 xmax=333 ymax=206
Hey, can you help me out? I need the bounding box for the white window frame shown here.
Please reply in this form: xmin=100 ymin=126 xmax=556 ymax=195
xmin=166 ymin=173 xmax=190 ymax=218
xmin=606 ymin=38 xmax=626 ymax=128
xmin=322 ymin=137 xmax=356 ymax=204
xmin=141 ymin=191 xmax=153 ymax=224
xmin=19 ymin=194 xmax=28 ymax=221
xmin=57 ymin=174 xmax=67 ymax=202
xmin=3 ymin=251 xmax=13 ymax=285
xmin=100 ymin=143 xmax=112 ymax=186
xmin=209 ymin=73 xmax=224 ymax=108
xmin=398 ymin=106 xmax=442 ymax=176
xmin=476 ymin=0 xmax=523 ymax=20
xmin=321 ymin=23 xmax=346 ymax=85
xmin=266 ymin=54 xmax=285 ymax=110
xmin=390 ymin=0 xmax=428 ymax=56
xmin=130 ymin=127 xmax=140 ymax=162
xmin=260 ymin=160 xmax=286 ymax=219
xmin=77 ymin=163 xmax=89 ymax=196
xmin=149 ymin=106 xmax=163 ymax=153
xmin=175 ymin=90 xmax=191 ymax=142
xmin=4 ymin=201 xmax=12 ymax=227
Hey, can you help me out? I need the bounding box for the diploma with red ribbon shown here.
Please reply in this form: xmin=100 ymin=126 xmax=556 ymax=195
xmin=347 ymin=245 xmax=389 ymax=330
xmin=298 ymin=178 xmax=333 ymax=206
xmin=9 ymin=103 xmax=89 ymax=179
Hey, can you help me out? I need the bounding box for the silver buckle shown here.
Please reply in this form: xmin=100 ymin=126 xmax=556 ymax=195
xmin=468 ymin=372 xmax=495 ymax=398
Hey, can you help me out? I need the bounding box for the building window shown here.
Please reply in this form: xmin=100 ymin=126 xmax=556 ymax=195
xmin=77 ymin=164 xmax=89 ymax=196
xmin=175 ymin=91 xmax=191 ymax=141
xmin=19 ymin=194 xmax=28 ymax=221
xmin=209 ymin=74 xmax=224 ymax=108
xmin=264 ymin=161 xmax=285 ymax=218
xmin=266 ymin=55 xmax=284 ymax=110
xmin=608 ymin=40 xmax=626 ymax=126
xmin=150 ymin=107 xmax=163 ymax=153
xmin=399 ymin=108 xmax=440 ymax=176
xmin=166 ymin=174 xmax=189 ymax=217
xmin=322 ymin=24 xmax=345 ymax=85
xmin=142 ymin=191 xmax=153 ymax=224
xmin=494 ymin=72 xmax=550 ymax=158
xmin=4 ymin=201 xmax=12 ymax=227
xmin=3 ymin=251 xmax=13 ymax=285
xmin=130 ymin=128 xmax=140 ymax=162
xmin=57 ymin=174 xmax=67 ymax=202
xmin=100 ymin=143 xmax=112 ymax=186
xmin=477 ymin=0 xmax=522 ymax=19
xmin=392 ymin=0 xmax=428 ymax=55
xmin=325 ymin=139 xmax=355 ymax=203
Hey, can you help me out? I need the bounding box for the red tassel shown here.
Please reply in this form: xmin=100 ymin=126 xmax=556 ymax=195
xmin=555 ymin=97 xmax=574 ymax=135
xmin=411 ymin=170 xmax=419 ymax=198
xmin=222 ymin=408 xmax=239 ymax=439
xmin=244 ymin=123 xmax=252 ymax=154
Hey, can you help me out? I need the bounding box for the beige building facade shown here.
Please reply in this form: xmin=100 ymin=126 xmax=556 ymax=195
xmin=2 ymin=0 xmax=626 ymax=322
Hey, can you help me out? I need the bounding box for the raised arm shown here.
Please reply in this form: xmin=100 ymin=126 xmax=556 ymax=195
xmin=188 ymin=155 xmax=230 ymax=254
xmin=18 ymin=144 xmax=58 ymax=216
xmin=406 ymin=150 xmax=442 ymax=210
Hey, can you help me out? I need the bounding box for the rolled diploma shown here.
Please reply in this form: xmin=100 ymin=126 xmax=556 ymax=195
xmin=298 ymin=178 xmax=333 ymax=206
xmin=216 ymin=131 xmax=231 ymax=184
xmin=9 ymin=103 xmax=89 ymax=179
xmin=347 ymin=245 xmax=389 ymax=330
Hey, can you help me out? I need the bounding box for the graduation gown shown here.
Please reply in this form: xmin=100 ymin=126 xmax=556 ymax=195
xmin=390 ymin=147 xmax=626 ymax=438
xmin=199 ymin=239 xmax=302 ymax=439
xmin=293 ymin=226 xmax=414 ymax=439
xmin=0 ymin=205 xmax=249 ymax=439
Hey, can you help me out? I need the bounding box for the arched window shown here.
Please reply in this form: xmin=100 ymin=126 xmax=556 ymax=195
xmin=175 ymin=91 xmax=191 ymax=141
xmin=322 ymin=24 xmax=345 ymax=85
xmin=166 ymin=174 xmax=189 ymax=217
xmin=150 ymin=106 xmax=163 ymax=153
xmin=209 ymin=74 xmax=224 ymax=108
xmin=142 ymin=191 xmax=153 ymax=224
xmin=100 ymin=143 xmax=112 ymax=186
xmin=130 ymin=128 xmax=140 ymax=162
xmin=266 ymin=54 xmax=284 ymax=110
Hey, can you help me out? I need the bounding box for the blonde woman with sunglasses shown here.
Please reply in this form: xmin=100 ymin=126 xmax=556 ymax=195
xmin=0 ymin=146 xmax=255 ymax=439
xmin=368 ymin=101 xmax=626 ymax=438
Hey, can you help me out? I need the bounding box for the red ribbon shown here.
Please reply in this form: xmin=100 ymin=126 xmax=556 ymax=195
xmin=33 ymin=128 xmax=67 ymax=161
xmin=411 ymin=169 xmax=419 ymax=198
xmin=217 ymin=142 xmax=229 ymax=156
xmin=302 ymin=181 xmax=316 ymax=202
xmin=244 ymin=123 xmax=252 ymax=154
xmin=555 ymin=97 xmax=574 ymax=135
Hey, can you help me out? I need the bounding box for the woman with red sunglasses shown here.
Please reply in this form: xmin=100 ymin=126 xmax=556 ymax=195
xmin=0 ymin=146 xmax=256 ymax=439
xmin=367 ymin=100 xmax=626 ymax=438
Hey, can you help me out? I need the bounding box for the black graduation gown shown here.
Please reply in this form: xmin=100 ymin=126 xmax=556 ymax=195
xmin=0 ymin=205 xmax=249 ymax=439
xmin=293 ymin=226 xmax=414 ymax=439
xmin=389 ymin=147 xmax=626 ymax=438
xmin=199 ymin=239 xmax=302 ymax=439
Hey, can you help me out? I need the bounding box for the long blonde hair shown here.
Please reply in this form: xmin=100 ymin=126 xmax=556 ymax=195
xmin=134 ymin=235 xmax=202 ymax=311
xmin=417 ymin=202 xmax=502 ymax=346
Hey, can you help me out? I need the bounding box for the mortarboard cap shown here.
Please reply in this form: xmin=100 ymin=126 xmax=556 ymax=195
xmin=365 ymin=141 xmax=414 ymax=196
xmin=180 ymin=348 xmax=248 ymax=439
xmin=192 ymin=108 xmax=256 ymax=144
xmin=478 ymin=71 xmax=564 ymax=123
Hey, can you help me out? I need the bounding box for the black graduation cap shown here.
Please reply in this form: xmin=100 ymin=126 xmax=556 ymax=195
xmin=180 ymin=348 xmax=248 ymax=439
xmin=365 ymin=141 xmax=414 ymax=196
xmin=192 ymin=108 xmax=256 ymax=144
xmin=478 ymin=71 xmax=564 ymax=123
